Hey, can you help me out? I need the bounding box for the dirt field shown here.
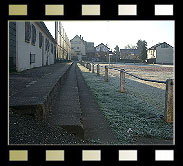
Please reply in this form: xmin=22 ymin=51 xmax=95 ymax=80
xmin=99 ymin=63 xmax=174 ymax=90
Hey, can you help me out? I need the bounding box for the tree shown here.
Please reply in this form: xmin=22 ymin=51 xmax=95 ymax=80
xmin=114 ymin=45 xmax=120 ymax=62
xmin=124 ymin=44 xmax=137 ymax=49
xmin=136 ymin=40 xmax=147 ymax=62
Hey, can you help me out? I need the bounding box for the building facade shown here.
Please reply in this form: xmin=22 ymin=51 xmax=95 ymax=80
xmin=147 ymin=42 xmax=174 ymax=64
xmin=95 ymin=43 xmax=110 ymax=61
xmin=9 ymin=21 xmax=57 ymax=72
xmin=70 ymin=35 xmax=86 ymax=61
xmin=55 ymin=22 xmax=71 ymax=61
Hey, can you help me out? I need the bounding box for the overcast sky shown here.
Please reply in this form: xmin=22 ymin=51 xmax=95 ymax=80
xmin=44 ymin=20 xmax=174 ymax=50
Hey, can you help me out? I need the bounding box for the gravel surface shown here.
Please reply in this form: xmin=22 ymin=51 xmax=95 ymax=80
xmin=78 ymin=63 xmax=174 ymax=144
xmin=9 ymin=110 xmax=98 ymax=145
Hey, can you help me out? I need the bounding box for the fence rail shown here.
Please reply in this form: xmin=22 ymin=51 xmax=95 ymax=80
xmin=79 ymin=61 xmax=174 ymax=123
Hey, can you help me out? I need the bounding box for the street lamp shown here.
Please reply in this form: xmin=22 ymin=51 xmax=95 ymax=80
xmin=109 ymin=53 xmax=113 ymax=66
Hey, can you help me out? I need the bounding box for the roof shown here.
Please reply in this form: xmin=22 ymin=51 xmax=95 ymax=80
xmin=149 ymin=42 xmax=173 ymax=50
xmin=70 ymin=35 xmax=86 ymax=45
xmin=36 ymin=22 xmax=57 ymax=44
xmin=95 ymin=43 xmax=110 ymax=49
xmin=120 ymin=49 xmax=140 ymax=54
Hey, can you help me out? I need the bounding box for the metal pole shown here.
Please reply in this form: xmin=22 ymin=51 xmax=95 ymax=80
xmin=109 ymin=53 xmax=110 ymax=66
xmin=104 ymin=66 xmax=109 ymax=82
xmin=120 ymin=69 xmax=125 ymax=93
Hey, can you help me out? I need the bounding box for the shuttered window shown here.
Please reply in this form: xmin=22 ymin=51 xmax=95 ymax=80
xmin=51 ymin=43 xmax=53 ymax=53
xmin=25 ymin=22 xmax=31 ymax=42
xmin=39 ymin=32 xmax=43 ymax=48
xmin=31 ymin=24 xmax=36 ymax=46
xmin=45 ymin=38 xmax=50 ymax=52
xmin=54 ymin=46 xmax=56 ymax=56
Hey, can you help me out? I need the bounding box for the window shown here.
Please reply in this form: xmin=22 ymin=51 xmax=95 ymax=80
xmin=47 ymin=40 xmax=50 ymax=51
xmin=51 ymin=43 xmax=53 ymax=53
xmin=31 ymin=24 xmax=36 ymax=46
xmin=30 ymin=52 xmax=35 ymax=64
xmin=45 ymin=38 xmax=47 ymax=51
xmin=25 ymin=22 xmax=31 ymax=42
xmin=39 ymin=32 xmax=43 ymax=48
xmin=45 ymin=38 xmax=50 ymax=52
xmin=54 ymin=46 xmax=56 ymax=56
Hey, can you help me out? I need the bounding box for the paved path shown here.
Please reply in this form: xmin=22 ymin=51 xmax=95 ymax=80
xmin=76 ymin=65 xmax=119 ymax=144
xmin=9 ymin=62 xmax=118 ymax=144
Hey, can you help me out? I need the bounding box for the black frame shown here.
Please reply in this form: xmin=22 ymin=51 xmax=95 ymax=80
xmin=1 ymin=0 xmax=180 ymax=166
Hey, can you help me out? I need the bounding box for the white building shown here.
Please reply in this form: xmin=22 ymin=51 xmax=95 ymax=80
xmin=95 ymin=43 xmax=109 ymax=53
xmin=95 ymin=43 xmax=110 ymax=61
xmin=70 ymin=35 xmax=86 ymax=61
xmin=9 ymin=21 xmax=57 ymax=72
xmin=55 ymin=22 xmax=71 ymax=61
xmin=147 ymin=42 xmax=174 ymax=64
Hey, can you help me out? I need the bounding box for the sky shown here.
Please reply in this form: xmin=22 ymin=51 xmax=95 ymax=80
xmin=44 ymin=21 xmax=174 ymax=50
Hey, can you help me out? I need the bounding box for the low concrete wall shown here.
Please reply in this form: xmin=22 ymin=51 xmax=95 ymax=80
xmin=42 ymin=63 xmax=73 ymax=119
xmin=10 ymin=63 xmax=73 ymax=120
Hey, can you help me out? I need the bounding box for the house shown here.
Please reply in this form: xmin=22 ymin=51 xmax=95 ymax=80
xmin=9 ymin=21 xmax=57 ymax=72
xmin=55 ymin=22 xmax=71 ymax=61
xmin=120 ymin=49 xmax=140 ymax=60
xmin=86 ymin=42 xmax=95 ymax=61
xmin=147 ymin=42 xmax=174 ymax=64
xmin=95 ymin=43 xmax=110 ymax=61
xmin=70 ymin=35 xmax=86 ymax=61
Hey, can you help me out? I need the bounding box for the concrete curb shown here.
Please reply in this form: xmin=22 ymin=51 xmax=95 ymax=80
xmin=10 ymin=63 xmax=73 ymax=119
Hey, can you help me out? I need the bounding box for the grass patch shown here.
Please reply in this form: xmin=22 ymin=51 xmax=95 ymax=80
xmin=78 ymin=64 xmax=173 ymax=144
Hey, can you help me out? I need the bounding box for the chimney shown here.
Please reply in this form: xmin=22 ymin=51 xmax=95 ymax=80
xmin=82 ymin=37 xmax=83 ymax=40
xmin=80 ymin=35 xmax=81 ymax=38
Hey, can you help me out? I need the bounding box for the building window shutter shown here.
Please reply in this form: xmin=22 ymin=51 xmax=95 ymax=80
xmin=25 ymin=22 xmax=31 ymax=42
xmin=47 ymin=40 xmax=50 ymax=51
xmin=39 ymin=32 xmax=43 ymax=48
xmin=51 ymin=43 xmax=53 ymax=53
xmin=54 ymin=46 xmax=56 ymax=56
xmin=45 ymin=38 xmax=50 ymax=52
xmin=31 ymin=24 xmax=36 ymax=46
xmin=45 ymin=38 xmax=47 ymax=51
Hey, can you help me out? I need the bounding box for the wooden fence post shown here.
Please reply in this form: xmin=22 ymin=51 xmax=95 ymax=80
xmin=164 ymin=79 xmax=174 ymax=123
xmin=92 ymin=64 xmax=94 ymax=73
xmin=104 ymin=66 xmax=109 ymax=82
xmin=89 ymin=63 xmax=91 ymax=71
xmin=120 ymin=69 xmax=125 ymax=93
xmin=97 ymin=64 xmax=100 ymax=76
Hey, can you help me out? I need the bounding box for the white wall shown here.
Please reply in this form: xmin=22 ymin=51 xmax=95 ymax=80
xmin=71 ymin=36 xmax=86 ymax=61
xmin=156 ymin=45 xmax=173 ymax=64
xmin=16 ymin=22 xmax=55 ymax=72
xmin=147 ymin=49 xmax=156 ymax=59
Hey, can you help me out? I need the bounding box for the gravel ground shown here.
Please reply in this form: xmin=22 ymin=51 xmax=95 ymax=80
xmin=9 ymin=109 xmax=99 ymax=145
xmin=78 ymin=63 xmax=174 ymax=144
